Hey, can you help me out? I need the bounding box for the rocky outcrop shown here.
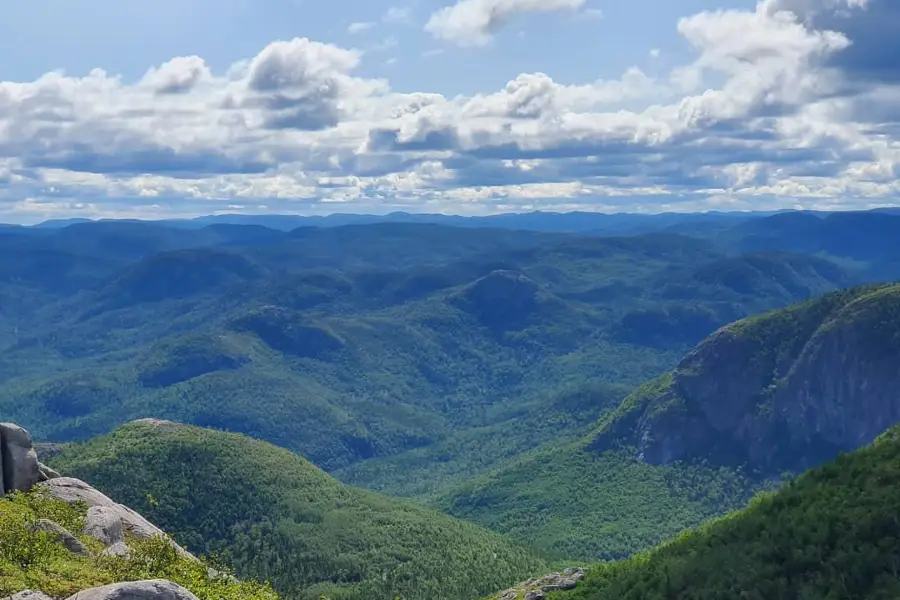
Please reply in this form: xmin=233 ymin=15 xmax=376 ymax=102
xmin=493 ymin=567 xmax=586 ymax=600
xmin=30 ymin=519 xmax=93 ymax=557
xmin=3 ymin=591 xmax=53 ymax=600
xmin=592 ymin=284 xmax=900 ymax=475
xmin=64 ymin=580 xmax=200 ymax=600
xmin=1 ymin=423 xmax=42 ymax=494
xmin=84 ymin=506 xmax=126 ymax=546
xmin=1 ymin=424 xmax=214 ymax=600
xmin=100 ymin=542 xmax=132 ymax=558
xmin=39 ymin=477 xmax=195 ymax=561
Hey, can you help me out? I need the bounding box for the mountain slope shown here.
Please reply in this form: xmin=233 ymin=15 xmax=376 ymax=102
xmin=561 ymin=425 xmax=900 ymax=600
xmin=50 ymin=420 xmax=548 ymax=600
xmin=0 ymin=221 xmax=883 ymax=494
xmin=593 ymin=283 xmax=900 ymax=475
xmin=441 ymin=283 xmax=900 ymax=559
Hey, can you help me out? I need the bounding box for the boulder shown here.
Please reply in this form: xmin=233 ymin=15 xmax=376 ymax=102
xmin=37 ymin=462 xmax=61 ymax=482
xmin=30 ymin=519 xmax=93 ymax=557
xmin=3 ymin=591 xmax=54 ymax=600
xmin=39 ymin=478 xmax=195 ymax=560
xmin=85 ymin=506 xmax=125 ymax=546
xmin=100 ymin=542 xmax=132 ymax=558
xmin=0 ymin=423 xmax=41 ymax=493
xmin=64 ymin=580 xmax=200 ymax=600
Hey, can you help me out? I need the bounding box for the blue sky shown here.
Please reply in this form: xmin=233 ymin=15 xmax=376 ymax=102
xmin=0 ymin=0 xmax=898 ymax=222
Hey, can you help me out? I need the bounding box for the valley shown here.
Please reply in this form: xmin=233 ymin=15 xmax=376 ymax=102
xmin=3 ymin=209 xmax=900 ymax=599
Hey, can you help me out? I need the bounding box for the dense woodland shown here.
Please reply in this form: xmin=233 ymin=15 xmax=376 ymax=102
xmin=3 ymin=209 xmax=900 ymax=599
xmin=563 ymin=425 xmax=900 ymax=600
xmin=51 ymin=421 xmax=547 ymax=600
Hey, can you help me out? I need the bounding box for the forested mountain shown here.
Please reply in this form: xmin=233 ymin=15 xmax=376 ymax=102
xmin=1 ymin=212 xmax=897 ymax=491
xmin=441 ymin=283 xmax=900 ymax=559
xmin=3 ymin=210 xmax=900 ymax=599
xmin=50 ymin=420 xmax=547 ymax=600
xmin=496 ymin=425 xmax=900 ymax=600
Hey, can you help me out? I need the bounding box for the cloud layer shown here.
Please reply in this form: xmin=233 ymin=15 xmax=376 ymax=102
xmin=0 ymin=0 xmax=899 ymax=222
xmin=425 ymin=0 xmax=587 ymax=47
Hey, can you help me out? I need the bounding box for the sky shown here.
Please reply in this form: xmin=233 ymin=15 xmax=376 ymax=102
xmin=0 ymin=0 xmax=898 ymax=222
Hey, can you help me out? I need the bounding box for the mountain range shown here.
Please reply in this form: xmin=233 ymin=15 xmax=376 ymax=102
xmin=3 ymin=208 xmax=900 ymax=599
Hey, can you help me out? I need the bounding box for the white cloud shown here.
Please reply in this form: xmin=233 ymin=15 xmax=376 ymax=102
xmin=383 ymin=6 xmax=412 ymax=23
xmin=425 ymin=0 xmax=587 ymax=47
xmin=348 ymin=22 xmax=376 ymax=34
xmin=1 ymin=1 xmax=900 ymax=223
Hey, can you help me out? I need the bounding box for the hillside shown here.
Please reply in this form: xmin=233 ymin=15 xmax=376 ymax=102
xmin=441 ymin=283 xmax=900 ymax=559
xmin=50 ymin=420 xmax=549 ymax=600
xmin=1 ymin=219 xmax=879 ymax=494
xmin=556 ymin=424 xmax=900 ymax=600
xmin=592 ymin=283 xmax=900 ymax=475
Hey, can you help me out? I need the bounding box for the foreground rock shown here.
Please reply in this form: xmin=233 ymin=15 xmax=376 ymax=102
xmin=4 ymin=592 xmax=53 ymax=600
xmin=495 ymin=567 xmax=586 ymax=600
xmin=64 ymin=580 xmax=200 ymax=600
xmin=0 ymin=423 xmax=42 ymax=494
xmin=39 ymin=477 xmax=196 ymax=560
xmin=30 ymin=519 xmax=93 ymax=557
xmin=85 ymin=506 xmax=126 ymax=546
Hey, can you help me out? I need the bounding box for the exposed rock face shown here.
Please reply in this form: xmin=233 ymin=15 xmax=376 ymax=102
xmin=30 ymin=519 xmax=93 ymax=557
xmin=0 ymin=423 xmax=42 ymax=494
xmin=593 ymin=284 xmax=900 ymax=475
xmin=39 ymin=477 xmax=196 ymax=560
xmin=85 ymin=506 xmax=126 ymax=546
xmin=1 ymin=423 xmax=206 ymax=600
xmin=494 ymin=567 xmax=585 ymax=600
xmin=39 ymin=463 xmax=61 ymax=481
xmin=64 ymin=580 xmax=201 ymax=600
xmin=4 ymin=591 xmax=54 ymax=600
xmin=100 ymin=542 xmax=132 ymax=558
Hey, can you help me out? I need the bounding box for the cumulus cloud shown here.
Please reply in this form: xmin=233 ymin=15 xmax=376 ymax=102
xmin=425 ymin=0 xmax=587 ymax=46
xmin=1 ymin=1 xmax=899 ymax=222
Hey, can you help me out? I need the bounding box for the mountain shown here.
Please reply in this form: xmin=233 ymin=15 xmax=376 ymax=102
xmin=31 ymin=210 xmax=775 ymax=235
xmin=440 ymin=283 xmax=900 ymax=559
xmin=556 ymin=424 xmax=900 ymax=600
xmin=721 ymin=211 xmax=900 ymax=280
xmin=0 ymin=216 xmax=893 ymax=501
xmin=50 ymin=420 xmax=549 ymax=600
xmin=592 ymin=283 xmax=900 ymax=475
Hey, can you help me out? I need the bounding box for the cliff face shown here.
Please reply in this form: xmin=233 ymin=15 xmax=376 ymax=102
xmin=592 ymin=284 xmax=900 ymax=475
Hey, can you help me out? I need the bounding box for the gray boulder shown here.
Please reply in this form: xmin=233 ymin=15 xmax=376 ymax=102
xmin=100 ymin=542 xmax=132 ymax=558
xmin=39 ymin=478 xmax=195 ymax=560
xmin=64 ymin=580 xmax=200 ymax=600
xmin=0 ymin=423 xmax=41 ymax=494
xmin=37 ymin=462 xmax=61 ymax=482
xmin=29 ymin=519 xmax=93 ymax=557
xmin=85 ymin=506 xmax=125 ymax=546
xmin=3 ymin=591 xmax=54 ymax=600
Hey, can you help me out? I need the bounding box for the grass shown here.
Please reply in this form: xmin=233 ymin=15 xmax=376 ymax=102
xmin=0 ymin=488 xmax=277 ymax=600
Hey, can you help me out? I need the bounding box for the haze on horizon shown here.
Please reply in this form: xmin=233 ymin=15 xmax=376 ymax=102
xmin=1 ymin=0 xmax=898 ymax=224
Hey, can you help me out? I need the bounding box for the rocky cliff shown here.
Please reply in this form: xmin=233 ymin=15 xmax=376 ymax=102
xmin=0 ymin=423 xmax=64 ymax=495
xmin=0 ymin=422 xmax=239 ymax=600
xmin=591 ymin=283 xmax=900 ymax=475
